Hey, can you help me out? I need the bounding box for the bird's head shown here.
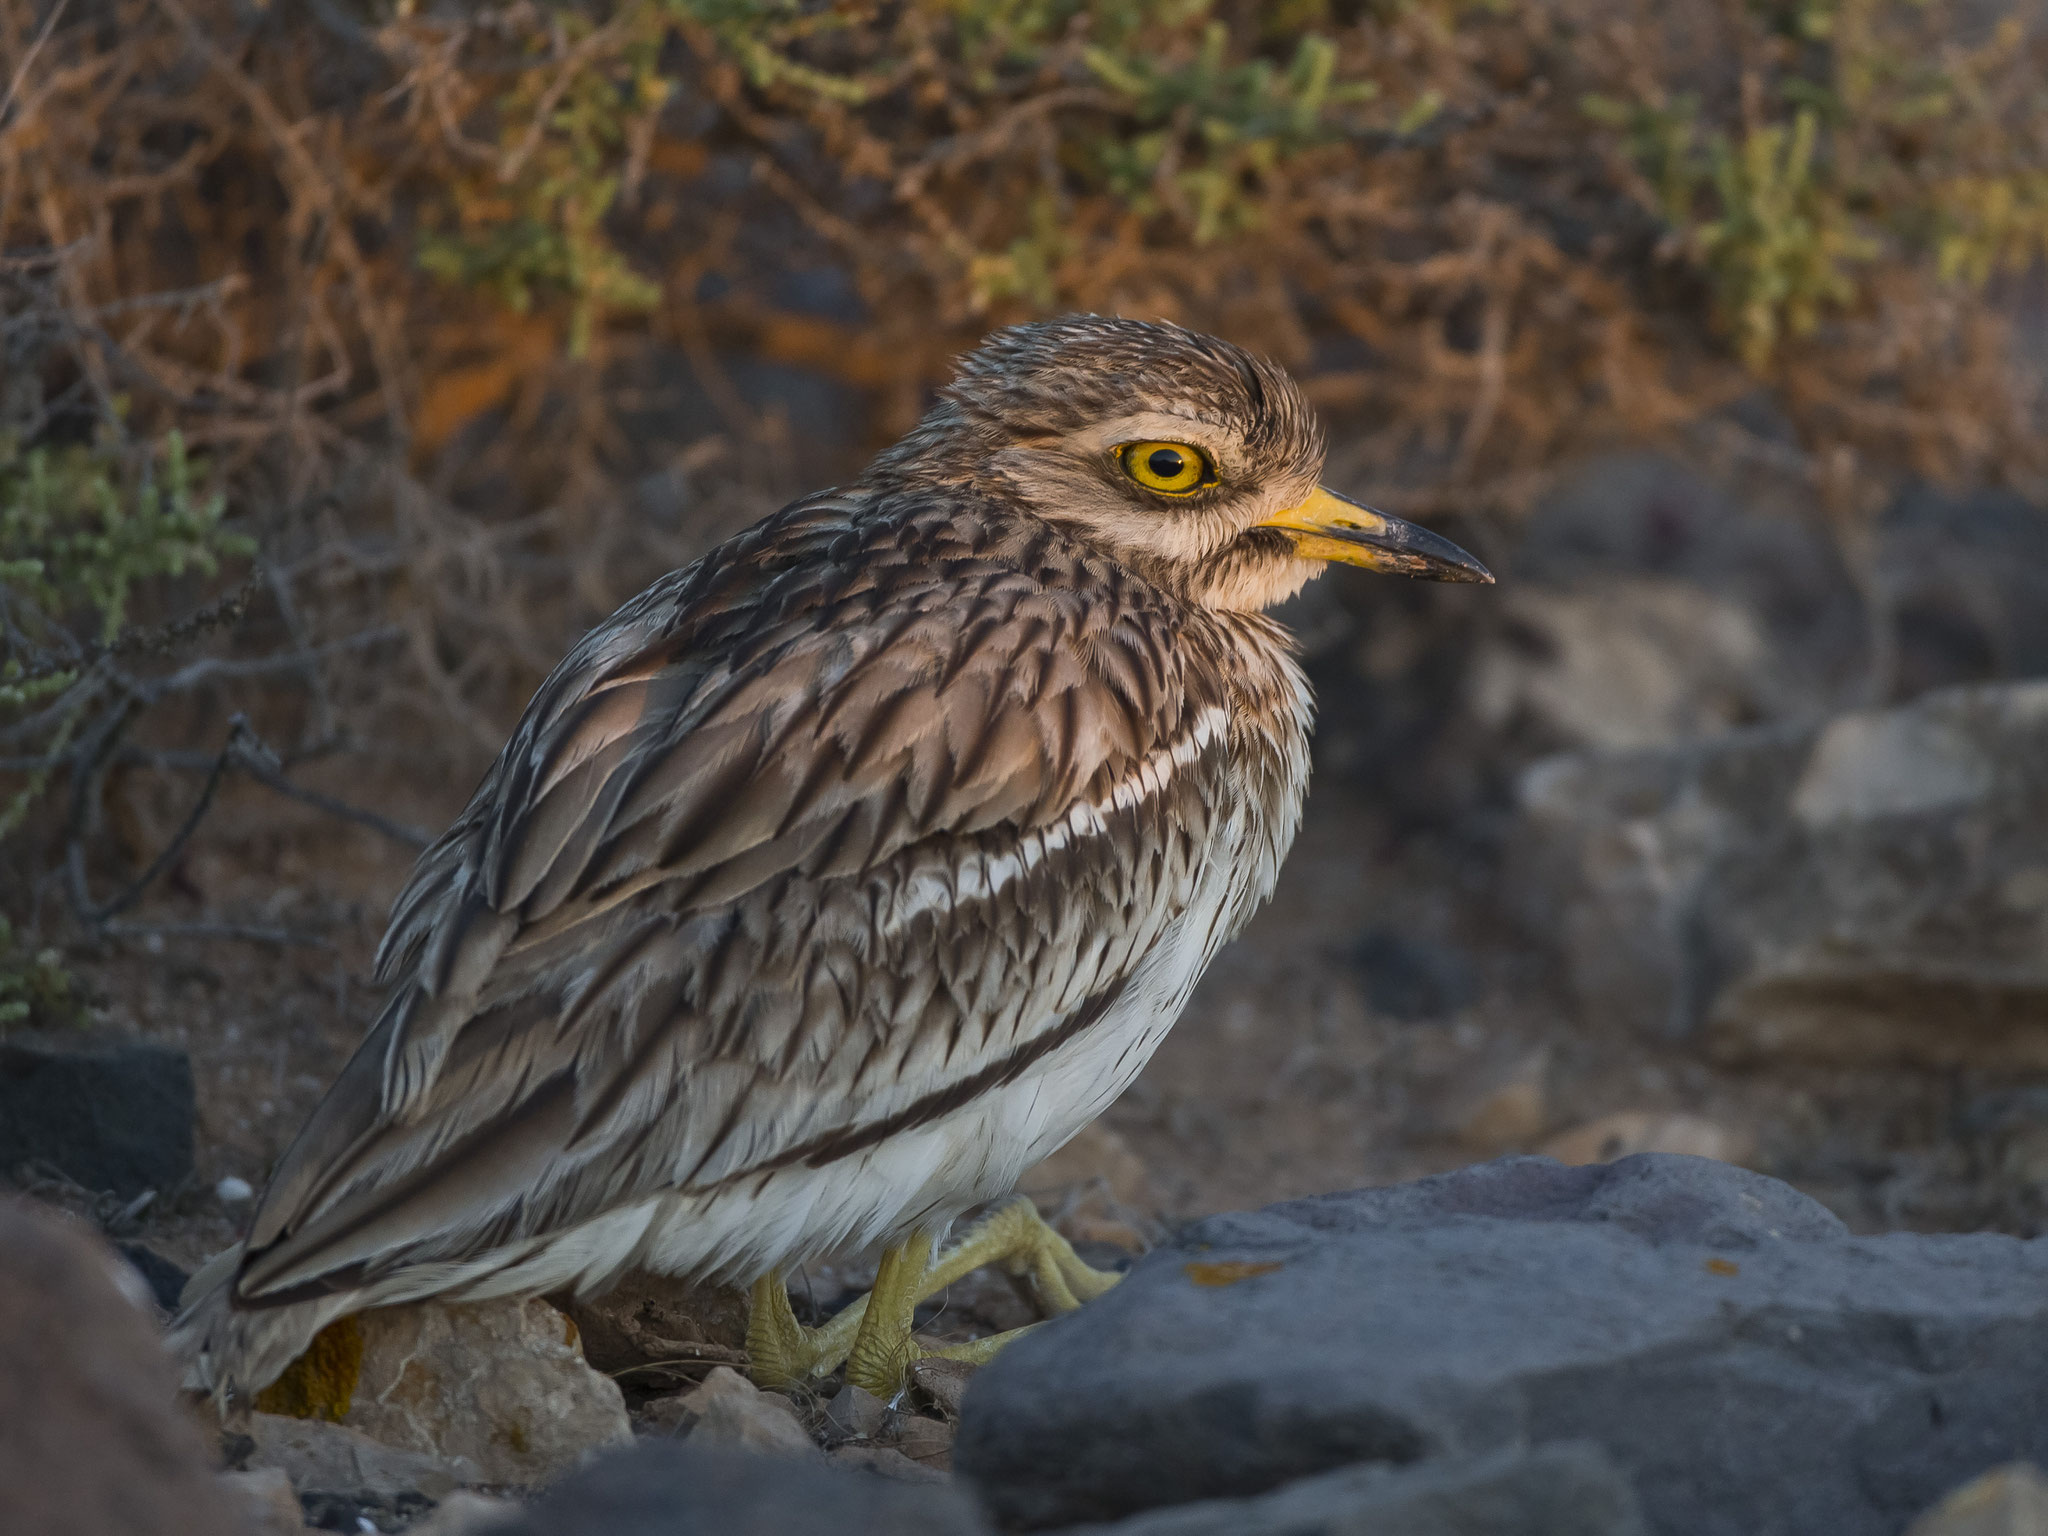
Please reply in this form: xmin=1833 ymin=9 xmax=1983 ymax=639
xmin=870 ymin=314 xmax=1493 ymax=611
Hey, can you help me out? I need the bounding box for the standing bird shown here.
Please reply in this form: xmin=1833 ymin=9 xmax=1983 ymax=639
xmin=175 ymin=316 xmax=1491 ymax=1401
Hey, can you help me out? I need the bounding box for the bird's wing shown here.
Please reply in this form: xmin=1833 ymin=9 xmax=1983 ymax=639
xmin=234 ymin=491 xmax=1236 ymax=1303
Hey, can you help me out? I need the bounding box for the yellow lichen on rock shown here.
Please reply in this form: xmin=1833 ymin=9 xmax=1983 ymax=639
xmin=253 ymin=1316 xmax=363 ymax=1423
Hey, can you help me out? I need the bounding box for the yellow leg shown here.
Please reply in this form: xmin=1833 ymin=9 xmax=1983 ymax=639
xmin=747 ymin=1271 xmax=870 ymax=1389
xmin=745 ymin=1198 xmax=1125 ymax=1394
xmin=843 ymin=1232 xmax=933 ymax=1398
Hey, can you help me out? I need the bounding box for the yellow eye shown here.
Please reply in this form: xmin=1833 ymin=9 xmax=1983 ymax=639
xmin=1120 ymin=441 xmax=1215 ymax=497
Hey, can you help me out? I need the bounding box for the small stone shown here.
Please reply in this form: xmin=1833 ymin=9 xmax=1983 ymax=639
xmin=831 ymin=1445 xmax=949 ymax=1485
xmin=0 ymin=1196 xmax=234 ymax=1536
xmin=0 ymin=1040 xmax=195 ymax=1198
xmin=907 ymin=1358 xmax=978 ymax=1420
xmin=1907 ymin=1464 xmax=2048 ymax=1536
xmin=409 ymin=1490 xmax=526 ymax=1535
xmin=219 ymin=1466 xmax=304 ymax=1536
xmin=878 ymin=1411 xmax=953 ymax=1473
xmin=216 ymin=1175 xmax=254 ymax=1204
xmin=675 ymin=1366 xmax=819 ymax=1459
xmin=245 ymin=1411 xmax=474 ymax=1499
xmin=823 ymin=1384 xmax=888 ymax=1444
xmin=1541 ymin=1111 xmax=1754 ymax=1168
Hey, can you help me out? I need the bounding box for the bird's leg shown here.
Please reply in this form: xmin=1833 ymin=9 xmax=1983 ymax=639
xmin=747 ymin=1272 xmax=871 ymax=1390
xmin=748 ymin=1199 xmax=1122 ymax=1393
xmin=842 ymin=1231 xmax=934 ymax=1398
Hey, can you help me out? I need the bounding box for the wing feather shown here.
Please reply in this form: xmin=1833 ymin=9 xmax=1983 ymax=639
xmin=235 ymin=489 xmax=1233 ymax=1305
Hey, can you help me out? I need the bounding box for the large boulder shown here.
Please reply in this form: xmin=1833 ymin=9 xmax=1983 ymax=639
xmin=953 ymin=1154 xmax=2048 ymax=1535
xmin=1508 ymin=680 xmax=2048 ymax=1065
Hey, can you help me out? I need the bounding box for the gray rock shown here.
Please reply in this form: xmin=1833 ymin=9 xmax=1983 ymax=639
xmin=1054 ymin=1443 xmax=1644 ymax=1536
xmin=338 ymin=1296 xmax=632 ymax=1486
xmin=954 ymin=1155 xmax=2048 ymax=1535
xmin=0 ymin=1040 xmax=194 ymax=1197
xmin=245 ymin=1410 xmax=476 ymax=1499
xmin=492 ymin=1440 xmax=989 ymax=1535
xmin=671 ymin=1366 xmax=819 ymax=1459
xmin=1507 ymin=680 xmax=2048 ymax=1063
xmin=0 ymin=1196 xmax=234 ymax=1536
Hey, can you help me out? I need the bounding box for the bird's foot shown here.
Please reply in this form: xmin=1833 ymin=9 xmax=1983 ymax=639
xmin=747 ymin=1270 xmax=870 ymax=1390
xmin=929 ymin=1196 xmax=1123 ymax=1314
xmin=749 ymin=1198 xmax=1123 ymax=1396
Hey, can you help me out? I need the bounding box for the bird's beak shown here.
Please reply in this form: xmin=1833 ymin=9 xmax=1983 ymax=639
xmin=1254 ymin=487 xmax=1494 ymax=583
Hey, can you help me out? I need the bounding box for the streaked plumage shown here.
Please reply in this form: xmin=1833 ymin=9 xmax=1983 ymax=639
xmin=176 ymin=316 xmax=1489 ymax=1398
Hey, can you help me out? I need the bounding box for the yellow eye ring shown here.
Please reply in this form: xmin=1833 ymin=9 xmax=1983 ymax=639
xmin=1119 ymin=441 xmax=1215 ymax=497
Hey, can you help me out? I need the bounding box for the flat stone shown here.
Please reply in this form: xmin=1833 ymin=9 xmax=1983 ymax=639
xmin=955 ymin=1154 xmax=2048 ymax=1534
xmin=245 ymin=1410 xmax=475 ymax=1499
xmin=908 ymin=1357 xmax=979 ymax=1420
xmin=0 ymin=1196 xmax=233 ymax=1536
xmin=672 ymin=1366 xmax=819 ymax=1458
xmin=1908 ymin=1464 xmax=2048 ymax=1536
xmin=0 ymin=1041 xmax=194 ymax=1197
xmin=339 ymin=1297 xmax=631 ymax=1487
xmin=824 ymin=1384 xmax=889 ymax=1444
xmin=489 ymin=1439 xmax=989 ymax=1534
xmin=1055 ymin=1443 xmax=1645 ymax=1536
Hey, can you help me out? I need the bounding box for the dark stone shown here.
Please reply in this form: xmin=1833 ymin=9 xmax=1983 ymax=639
xmin=300 ymin=1489 xmax=436 ymax=1533
xmin=1054 ymin=1443 xmax=1645 ymax=1536
xmin=1350 ymin=929 xmax=1478 ymax=1020
xmin=955 ymin=1155 xmax=2048 ymax=1535
xmin=0 ymin=1196 xmax=235 ymax=1536
xmin=0 ymin=1041 xmax=195 ymax=1197
xmin=492 ymin=1440 xmax=990 ymax=1536
xmin=116 ymin=1241 xmax=191 ymax=1313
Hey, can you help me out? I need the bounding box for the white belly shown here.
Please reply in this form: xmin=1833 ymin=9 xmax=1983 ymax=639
xmin=423 ymin=635 xmax=1312 ymax=1301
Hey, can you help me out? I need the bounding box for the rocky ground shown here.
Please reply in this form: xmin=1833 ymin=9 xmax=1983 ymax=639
xmin=7 ymin=449 xmax=2048 ymax=1532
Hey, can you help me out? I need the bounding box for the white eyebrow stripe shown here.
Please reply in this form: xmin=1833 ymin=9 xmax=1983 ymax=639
xmin=873 ymin=705 xmax=1229 ymax=937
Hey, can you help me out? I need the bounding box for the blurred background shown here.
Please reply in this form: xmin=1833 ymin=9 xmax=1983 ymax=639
xmin=3 ymin=0 xmax=2047 ymax=1279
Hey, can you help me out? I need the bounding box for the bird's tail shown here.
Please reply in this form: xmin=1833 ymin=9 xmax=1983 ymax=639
xmin=166 ymin=1243 xmax=352 ymax=1405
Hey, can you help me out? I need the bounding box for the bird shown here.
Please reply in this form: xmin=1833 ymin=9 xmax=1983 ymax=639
xmin=173 ymin=314 xmax=1491 ymax=1403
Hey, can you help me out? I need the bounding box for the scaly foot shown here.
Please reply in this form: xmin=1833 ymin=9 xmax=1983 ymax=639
xmin=746 ymin=1197 xmax=1123 ymax=1394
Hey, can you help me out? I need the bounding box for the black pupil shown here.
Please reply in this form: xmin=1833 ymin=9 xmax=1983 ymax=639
xmin=1146 ymin=448 xmax=1186 ymax=481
